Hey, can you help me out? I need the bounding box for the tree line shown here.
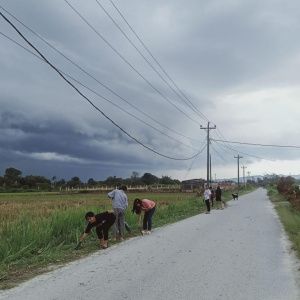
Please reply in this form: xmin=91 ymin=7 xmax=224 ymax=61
xmin=0 ymin=167 xmax=181 ymax=192
xmin=1 ymin=167 xmax=298 ymax=194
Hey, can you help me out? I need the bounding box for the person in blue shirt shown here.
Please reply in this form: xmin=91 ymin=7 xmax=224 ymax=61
xmin=108 ymin=186 xmax=128 ymax=241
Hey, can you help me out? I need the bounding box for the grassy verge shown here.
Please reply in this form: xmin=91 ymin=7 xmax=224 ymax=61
xmin=0 ymin=188 xmax=251 ymax=289
xmin=267 ymin=187 xmax=300 ymax=259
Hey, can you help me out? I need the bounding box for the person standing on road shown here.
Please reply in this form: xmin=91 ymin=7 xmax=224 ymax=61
xmin=132 ymin=198 xmax=156 ymax=234
xmin=204 ymin=184 xmax=211 ymax=214
xmin=75 ymin=210 xmax=116 ymax=250
xmin=215 ymin=184 xmax=223 ymax=210
xmin=108 ymin=186 xmax=128 ymax=241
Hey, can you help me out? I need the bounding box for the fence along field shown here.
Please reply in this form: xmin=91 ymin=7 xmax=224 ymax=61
xmin=0 ymin=190 xmax=205 ymax=289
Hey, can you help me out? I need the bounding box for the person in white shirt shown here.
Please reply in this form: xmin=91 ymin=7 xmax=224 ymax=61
xmin=204 ymin=184 xmax=212 ymax=214
xmin=108 ymin=186 xmax=128 ymax=241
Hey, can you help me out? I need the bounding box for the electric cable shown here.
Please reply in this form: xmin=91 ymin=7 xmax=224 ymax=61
xmin=63 ymin=0 xmax=201 ymax=126
xmin=212 ymin=140 xmax=275 ymax=161
xmin=211 ymin=139 xmax=300 ymax=149
xmin=210 ymin=142 xmax=228 ymax=163
xmin=108 ymin=0 xmax=210 ymax=123
xmin=0 ymin=11 xmax=200 ymax=161
xmin=0 ymin=30 xmax=201 ymax=152
xmin=95 ymin=0 xmax=208 ymax=122
xmin=0 ymin=5 xmax=201 ymax=143
xmin=182 ymin=143 xmax=207 ymax=181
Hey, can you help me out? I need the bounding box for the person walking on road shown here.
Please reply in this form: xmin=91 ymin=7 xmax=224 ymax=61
xmin=132 ymin=198 xmax=156 ymax=234
xmin=204 ymin=184 xmax=211 ymax=214
xmin=75 ymin=210 xmax=116 ymax=250
xmin=108 ymin=186 xmax=128 ymax=241
xmin=215 ymin=184 xmax=223 ymax=210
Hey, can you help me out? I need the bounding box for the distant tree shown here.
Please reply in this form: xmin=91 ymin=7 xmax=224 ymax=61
xmin=247 ymin=179 xmax=256 ymax=186
xmin=3 ymin=167 xmax=22 ymax=187
xmin=159 ymin=175 xmax=174 ymax=185
xmin=52 ymin=175 xmax=57 ymax=188
xmin=68 ymin=176 xmax=82 ymax=188
xmin=265 ymin=174 xmax=280 ymax=186
xmin=87 ymin=178 xmax=98 ymax=188
xmin=277 ymin=176 xmax=295 ymax=194
xmin=56 ymin=179 xmax=67 ymax=189
xmin=103 ymin=176 xmax=122 ymax=187
xmin=257 ymin=177 xmax=263 ymax=186
xmin=131 ymin=171 xmax=139 ymax=179
xmin=0 ymin=176 xmax=4 ymax=187
xmin=17 ymin=175 xmax=51 ymax=190
xmin=140 ymin=173 xmax=158 ymax=185
xmin=4 ymin=167 xmax=22 ymax=178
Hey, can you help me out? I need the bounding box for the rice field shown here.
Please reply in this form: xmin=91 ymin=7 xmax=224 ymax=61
xmin=0 ymin=191 xmax=203 ymax=289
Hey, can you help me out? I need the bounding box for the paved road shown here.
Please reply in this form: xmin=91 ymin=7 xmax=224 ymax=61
xmin=1 ymin=188 xmax=299 ymax=300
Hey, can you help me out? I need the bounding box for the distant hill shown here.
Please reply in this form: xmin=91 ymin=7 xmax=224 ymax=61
xmin=219 ymin=174 xmax=300 ymax=182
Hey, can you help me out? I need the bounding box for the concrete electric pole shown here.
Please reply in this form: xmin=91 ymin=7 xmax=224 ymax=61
xmin=234 ymin=155 xmax=243 ymax=191
xmin=241 ymin=165 xmax=247 ymax=187
xmin=200 ymin=122 xmax=216 ymax=185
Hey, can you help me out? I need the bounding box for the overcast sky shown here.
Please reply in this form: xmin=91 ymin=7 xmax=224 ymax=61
xmin=1 ymin=0 xmax=300 ymax=183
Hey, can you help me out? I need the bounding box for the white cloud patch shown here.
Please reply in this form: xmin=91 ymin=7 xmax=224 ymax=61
xmin=14 ymin=151 xmax=90 ymax=164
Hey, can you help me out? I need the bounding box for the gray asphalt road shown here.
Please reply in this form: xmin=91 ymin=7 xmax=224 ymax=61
xmin=1 ymin=188 xmax=299 ymax=300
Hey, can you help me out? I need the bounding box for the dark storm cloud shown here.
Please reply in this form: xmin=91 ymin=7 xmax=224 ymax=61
xmin=0 ymin=0 xmax=300 ymax=181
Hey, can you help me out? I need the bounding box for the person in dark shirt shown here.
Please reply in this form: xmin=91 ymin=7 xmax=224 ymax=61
xmin=215 ymin=184 xmax=223 ymax=209
xmin=75 ymin=211 xmax=116 ymax=250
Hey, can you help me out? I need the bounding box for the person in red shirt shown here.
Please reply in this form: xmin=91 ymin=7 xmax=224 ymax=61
xmin=132 ymin=198 xmax=156 ymax=235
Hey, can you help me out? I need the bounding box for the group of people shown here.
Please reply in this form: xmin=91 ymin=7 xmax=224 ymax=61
xmin=203 ymin=184 xmax=223 ymax=214
xmin=75 ymin=186 xmax=156 ymax=250
xmin=75 ymin=184 xmax=225 ymax=249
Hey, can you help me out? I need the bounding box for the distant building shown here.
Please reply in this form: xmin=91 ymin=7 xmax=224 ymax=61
xmin=181 ymin=178 xmax=206 ymax=189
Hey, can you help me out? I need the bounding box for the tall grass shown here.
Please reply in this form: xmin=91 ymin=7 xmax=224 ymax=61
xmin=0 ymin=193 xmax=201 ymax=269
xmin=267 ymin=187 xmax=300 ymax=259
xmin=276 ymin=206 xmax=300 ymax=255
xmin=0 ymin=189 xmax=240 ymax=288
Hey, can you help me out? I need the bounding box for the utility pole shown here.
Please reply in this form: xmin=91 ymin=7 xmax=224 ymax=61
xmin=209 ymin=154 xmax=212 ymax=186
xmin=200 ymin=122 xmax=216 ymax=185
xmin=241 ymin=165 xmax=247 ymax=187
xmin=234 ymin=155 xmax=243 ymax=191
xmin=247 ymin=171 xmax=251 ymax=182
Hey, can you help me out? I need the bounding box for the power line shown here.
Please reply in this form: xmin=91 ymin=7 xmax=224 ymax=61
xmin=182 ymin=143 xmax=207 ymax=181
xmin=210 ymin=142 xmax=228 ymax=163
xmin=96 ymin=0 xmax=208 ymax=122
xmin=211 ymin=139 xmax=300 ymax=149
xmin=0 ymin=31 xmax=200 ymax=152
xmin=212 ymin=140 xmax=275 ymax=161
xmin=0 ymin=11 xmax=200 ymax=161
xmin=108 ymin=0 xmax=210 ymax=123
xmin=63 ymin=0 xmax=201 ymax=126
xmin=0 ymin=5 xmax=201 ymax=144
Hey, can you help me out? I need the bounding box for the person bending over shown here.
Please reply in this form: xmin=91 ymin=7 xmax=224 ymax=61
xmin=132 ymin=198 xmax=156 ymax=235
xmin=75 ymin=210 xmax=116 ymax=250
xmin=108 ymin=186 xmax=128 ymax=241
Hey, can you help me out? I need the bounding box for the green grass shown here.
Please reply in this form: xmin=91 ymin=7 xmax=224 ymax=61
xmin=267 ymin=187 xmax=300 ymax=259
xmin=0 ymin=188 xmax=247 ymax=289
